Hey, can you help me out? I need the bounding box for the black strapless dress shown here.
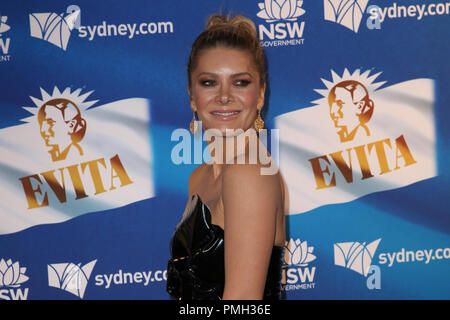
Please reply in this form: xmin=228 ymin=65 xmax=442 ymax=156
xmin=166 ymin=193 xmax=284 ymax=300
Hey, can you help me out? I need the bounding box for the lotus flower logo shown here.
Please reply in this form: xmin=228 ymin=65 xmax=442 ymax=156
xmin=48 ymin=260 xmax=97 ymax=299
xmin=283 ymin=238 xmax=316 ymax=266
xmin=0 ymin=258 xmax=29 ymax=288
xmin=257 ymin=0 xmax=305 ymax=22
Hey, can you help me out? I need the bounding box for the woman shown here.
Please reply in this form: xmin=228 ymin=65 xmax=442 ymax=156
xmin=166 ymin=13 xmax=287 ymax=300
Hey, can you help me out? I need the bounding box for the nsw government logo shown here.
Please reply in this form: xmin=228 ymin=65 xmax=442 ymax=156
xmin=0 ymin=258 xmax=30 ymax=300
xmin=256 ymin=0 xmax=306 ymax=47
xmin=48 ymin=259 xmax=97 ymax=299
xmin=281 ymin=238 xmax=317 ymax=291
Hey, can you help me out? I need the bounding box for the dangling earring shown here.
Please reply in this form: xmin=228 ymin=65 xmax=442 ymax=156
xmin=254 ymin=108 xmax=264 ymax=131
xmin=190 ymin=110 xmax=198 ymax=134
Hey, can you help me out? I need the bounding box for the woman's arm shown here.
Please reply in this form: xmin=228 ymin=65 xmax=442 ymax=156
xmin=221 ymin=163 xmax=281 ymax=300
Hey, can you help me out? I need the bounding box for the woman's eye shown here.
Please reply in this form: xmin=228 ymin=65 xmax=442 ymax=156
xmin=200 ymin=80 xmax=215 ymax=86
xmin=235 ymin=80 xmax=251 ymax=86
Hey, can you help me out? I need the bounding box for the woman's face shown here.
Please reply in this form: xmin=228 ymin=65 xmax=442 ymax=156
xmin=189 ymin=47 xmax=265 ymax=136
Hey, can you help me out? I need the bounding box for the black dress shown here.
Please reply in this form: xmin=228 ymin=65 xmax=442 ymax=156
xmin=166 ymin=193 xmax=284 ymax=300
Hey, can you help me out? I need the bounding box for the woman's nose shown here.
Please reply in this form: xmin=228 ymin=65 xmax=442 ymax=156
xmin=217 ymin=83 xmax=232 ymax=104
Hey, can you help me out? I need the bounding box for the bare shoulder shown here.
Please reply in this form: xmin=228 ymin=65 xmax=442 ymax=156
xmin=223 ymin=163 xmax=281 ymax=188
xmin=222 ymin=163 xmax=282 ymax=209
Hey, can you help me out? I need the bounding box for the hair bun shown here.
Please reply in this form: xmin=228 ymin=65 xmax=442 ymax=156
xmin=205 ymin=14 xmax=228 ymax=29
xmin=205 ymin=14 xmax=257 ymax=38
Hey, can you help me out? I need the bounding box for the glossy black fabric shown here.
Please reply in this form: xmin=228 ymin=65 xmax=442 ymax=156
xmin=166 ymin=194 xmax=284 ymax=300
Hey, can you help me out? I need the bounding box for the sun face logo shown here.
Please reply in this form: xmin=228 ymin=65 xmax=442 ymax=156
xmin=313 ymin=69 xmax=385 ymax=143
xmin=22 ymin=87 xmax=97 ymax=162
xmin=328 ymin=81 xmax=374 ymax=142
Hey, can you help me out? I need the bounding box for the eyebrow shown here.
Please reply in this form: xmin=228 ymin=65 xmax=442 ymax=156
xmin=196 ymin=72 xmax=253 ymax=78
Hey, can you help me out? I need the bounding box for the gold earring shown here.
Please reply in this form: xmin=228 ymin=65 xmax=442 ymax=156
xmin=190 ymin=111 xmax=198 ymax=134
xmin=254 ymin=108 xmax=264 ymax=131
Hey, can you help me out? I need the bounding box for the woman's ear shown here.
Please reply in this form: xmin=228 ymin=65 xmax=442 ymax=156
xmin=258 ymin=83 xmax=266 ymax=110
xmin=187 ymin=86 xmax=196 ymax=112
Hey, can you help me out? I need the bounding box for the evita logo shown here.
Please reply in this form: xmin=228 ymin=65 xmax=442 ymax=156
xmin=281 ymin=238 xmax=317 ymax=291
xmin=308 ymin=69 xmax=421 ymax=191
xmin=256 ymin=0 xmax=306 ymax=47
xmin=0 ymin=258 xmax=30 ymax=300
xmin=0 ymin=14 xmax=11 ymax=61
xmin=19 ymin=87 xmax=133 ymax=210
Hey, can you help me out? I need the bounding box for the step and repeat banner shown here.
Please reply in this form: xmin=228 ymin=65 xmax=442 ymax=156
xmin=0 ymin=0 xmax=449 ymax=300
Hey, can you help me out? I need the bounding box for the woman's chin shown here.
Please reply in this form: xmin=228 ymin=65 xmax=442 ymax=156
xmin=206 ymin=127 xmax=251 ymax=137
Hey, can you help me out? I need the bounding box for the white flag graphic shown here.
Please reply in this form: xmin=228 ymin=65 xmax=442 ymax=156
xmin=0 ymin=88 xmax=155 ymax=234
xmin=275 ymin=70 xmax=436 ymax=215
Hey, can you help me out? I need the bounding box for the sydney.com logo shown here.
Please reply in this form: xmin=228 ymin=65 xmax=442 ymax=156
xmin=29 ymin=5 xmax=174 ymax=51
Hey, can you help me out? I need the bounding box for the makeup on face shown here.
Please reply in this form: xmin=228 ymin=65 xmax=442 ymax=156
xmin=189 ymin=47 xmax=264 ymax=135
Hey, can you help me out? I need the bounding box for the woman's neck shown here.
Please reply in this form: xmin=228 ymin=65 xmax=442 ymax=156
xmin=205 ymin=127 xmax=258 ymax=179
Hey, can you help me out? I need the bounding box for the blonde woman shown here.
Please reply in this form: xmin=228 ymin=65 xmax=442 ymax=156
xmin=167 ymin=13 xmax=286 ymax=300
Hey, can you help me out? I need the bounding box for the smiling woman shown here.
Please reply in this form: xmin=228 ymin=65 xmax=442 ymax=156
xmin=166 ymin=13 xmax=288 ymax=300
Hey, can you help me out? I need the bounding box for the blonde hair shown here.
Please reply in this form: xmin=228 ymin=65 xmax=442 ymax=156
xmin=187 ymin=13 xmax=266 ymax=88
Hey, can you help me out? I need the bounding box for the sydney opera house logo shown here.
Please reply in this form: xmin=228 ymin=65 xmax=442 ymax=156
xmin=334 ymin=238 xmax=381 ymax=276
xmin=48 ymin=259 xmax=97 ymax=299
xmin=29 ymin=6 xmax=80 ymax=51
xmin=324 ymin=0 xmax=370 ymax=33
xmin=0 ymin=15 xmax=11 ymax=34
xmin=22 ymin=87 xmax=96 ymax=162
xmin=257 ymin=0 xmax=305 ymax=22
